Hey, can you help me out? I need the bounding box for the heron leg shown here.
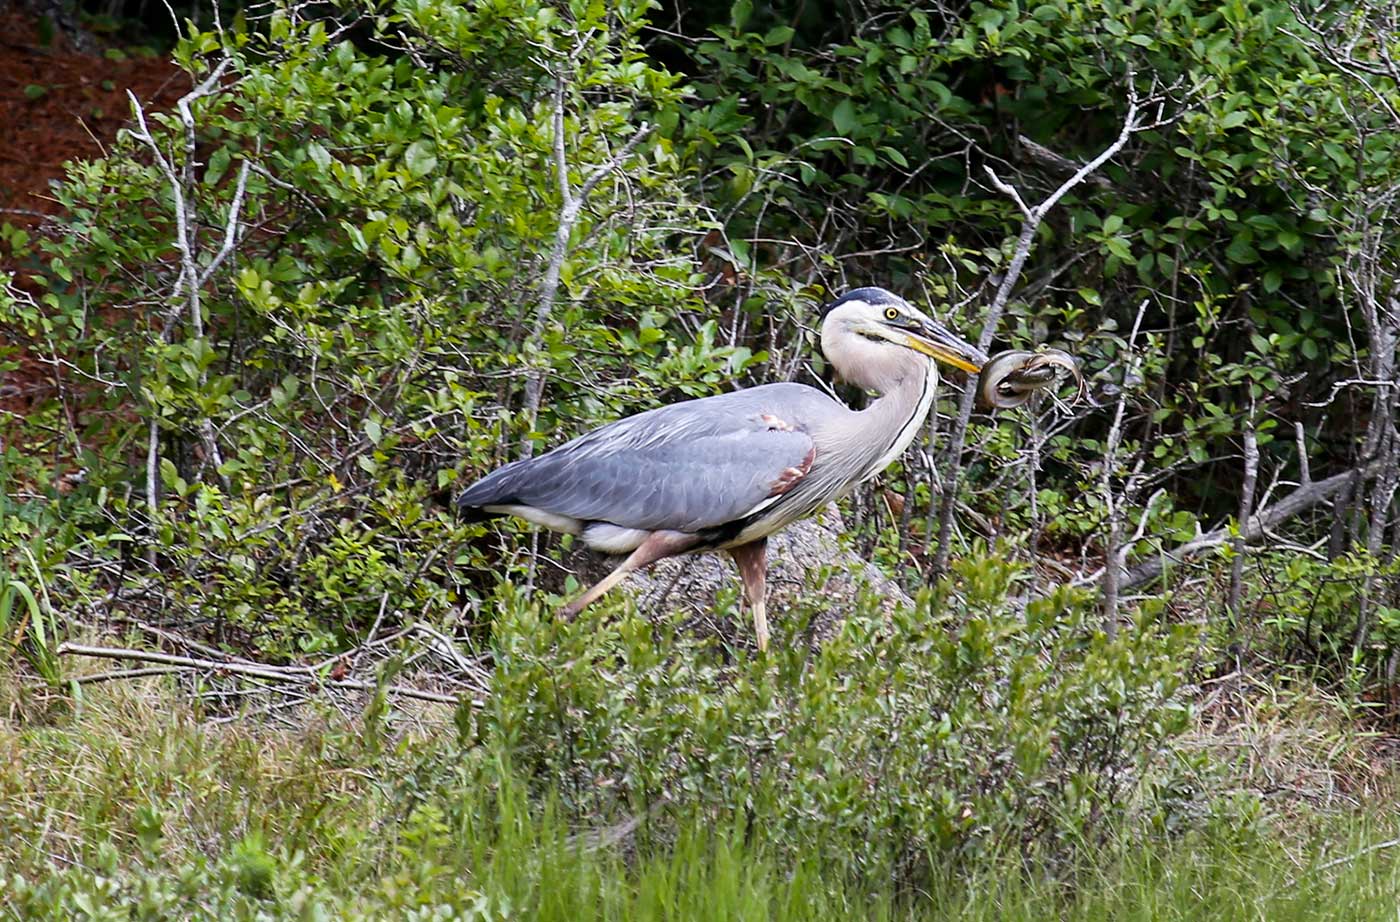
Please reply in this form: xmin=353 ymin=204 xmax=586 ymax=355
xmin=559 ymin=530 xmax=700 ymax=620
xmin=728 ymin=538 xmax=770 ymax=652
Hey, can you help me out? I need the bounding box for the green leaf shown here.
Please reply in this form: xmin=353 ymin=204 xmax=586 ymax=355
xmin=881 ymin=146 xmax=909 ymax=167
xmin=1225 ymin=234 xmax=1258 ymax=264
xmin=763 ymin=25 xmax=794 ymax=45
xmin=404 ymin=140 xmax=437 ymax=178
xmin=1104 ymin=237 xmax=1133 ymax=261
xmin=730 ymin=0 xmax=752 ymax=29
xmin=364 ymin=418 xmax=382 ymax=445
xmin=23 ymin=84 xmax=47 ymax=101
xmin=306 ymin=141 xmax=331 ymax=172
xmin=1219 ymin=111 xmax=1249 ymax=129
xmin=832 ymin=99 xmax=858 ymax=136
xmin=205 ymin=147 xmax=232 ymax=186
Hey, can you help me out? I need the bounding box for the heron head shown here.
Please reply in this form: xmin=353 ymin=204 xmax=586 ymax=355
xmin=821 ymin=287 xmax=989 ymax=375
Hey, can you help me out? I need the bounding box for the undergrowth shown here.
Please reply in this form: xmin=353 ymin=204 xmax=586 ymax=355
xmin=3 ymin=670 xmax=1400 ymax=921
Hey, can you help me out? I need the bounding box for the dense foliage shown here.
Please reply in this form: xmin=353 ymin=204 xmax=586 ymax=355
xmin=2 ymin=0 xmax=1400 ymax=910
xmin=484 ymin=555 xmax=1195 ymax=872
xmin=2 ymin=674 xmax=1395 ymax=920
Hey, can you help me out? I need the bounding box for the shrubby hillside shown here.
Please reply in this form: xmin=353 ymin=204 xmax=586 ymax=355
xmin=2 ymin=0 xmax=1399 ymax=916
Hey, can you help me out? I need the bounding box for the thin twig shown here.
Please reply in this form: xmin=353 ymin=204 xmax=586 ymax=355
xmin=1285 ymin=837 xmax=1400 ymax=887
xmin=518 ymin=73 xmax=652 ymax=455
xmin=1096 ymin=457 xmax=1388 ymax=592
xmin=1100 ymin=298 xmax=1151 ymax=633
xmin=124 ymin=60 xmax=241 ymax=508
xmin=55 ymin=643 xmax=480 ymax=707
xmin=70 ymin=666 xmax=186 ymax=685
xmin=199 ymin=159 xmax=252 ymax=287
xmin=1229 ymin=415 xmax=1260 ymax=625
xmin=932 ymin=79 xmax=1144 ymax=576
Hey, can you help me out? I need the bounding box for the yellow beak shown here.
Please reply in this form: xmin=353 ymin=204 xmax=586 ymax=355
xmin=901 ymin=319 xmax=989 ymax=373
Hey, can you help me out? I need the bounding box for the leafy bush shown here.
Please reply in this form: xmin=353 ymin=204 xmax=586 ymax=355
xmin=0 ymin=0 xmax=756 ymax=655
xmin=1251 ymin=550 xmax=1400 ymax=696
xmin=476 ymin=551 xmax=1198 ymax=877
xmin=2 ymin=0 xmax=1396 ymax=671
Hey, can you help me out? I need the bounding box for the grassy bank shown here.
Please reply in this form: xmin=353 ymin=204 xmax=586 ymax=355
xmin=4 ymin=675 xmax=1399 ymax=920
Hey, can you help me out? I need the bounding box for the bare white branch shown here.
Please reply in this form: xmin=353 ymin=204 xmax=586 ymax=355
xmin=56 ymin=642 xmax=485 ymax=707
xmin=1108 ymin=457 xmax=1388 ymax=592
xmin=199 ymin=159 xmax=252 ymax=287
xmin=1100 ymin=297 xmax=1151 ymax=631
xmin=982 ymin=165 xmax=1032 ymax=219
xmin=933 ymin=79 xmax=1147 ymax=575
xmin=518 ymin=74 xmax=653 ymax=455
xmin=124 ymin=59 xmax=245 ymax=514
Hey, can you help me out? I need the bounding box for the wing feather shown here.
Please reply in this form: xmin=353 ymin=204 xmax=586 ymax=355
xmin=458 ymin=384 xmax=837 ymax=534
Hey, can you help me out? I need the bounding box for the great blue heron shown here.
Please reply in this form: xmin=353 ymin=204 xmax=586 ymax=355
xmin=458 ymin=287 xmax=1078 ymax=650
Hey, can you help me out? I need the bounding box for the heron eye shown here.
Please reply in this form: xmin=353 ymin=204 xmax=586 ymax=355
xmin=883 ymin=307 xmax=900 ymax=321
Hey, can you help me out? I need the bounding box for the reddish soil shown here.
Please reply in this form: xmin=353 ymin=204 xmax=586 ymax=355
xmin=0 ymin=11 xmax=184 ymax=225
xmin=0 ymin=11 xmax=184 ymax=423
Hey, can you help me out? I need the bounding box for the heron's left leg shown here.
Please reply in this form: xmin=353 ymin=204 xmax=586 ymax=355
xmin=559 ymin=530 xmax=700 ymax=619
xmin=728 ymin=538 xmax=769 ymax=652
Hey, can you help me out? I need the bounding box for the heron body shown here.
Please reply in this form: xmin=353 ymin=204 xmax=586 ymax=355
xmin=458 ymin=287 xmax=992 ymax=650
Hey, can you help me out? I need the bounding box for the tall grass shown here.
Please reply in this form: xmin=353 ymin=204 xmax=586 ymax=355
xmin=3 ymin=676 xmax=1400 ymax=919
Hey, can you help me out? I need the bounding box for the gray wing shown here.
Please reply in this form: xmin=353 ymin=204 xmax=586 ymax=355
xmin=457 ymin=383 xmax=838 ymax=533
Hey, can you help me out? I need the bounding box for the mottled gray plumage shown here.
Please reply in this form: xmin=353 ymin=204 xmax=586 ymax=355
xmin=457 ymin=384 xmax=834 ymax=535
xmin=458 ymin=287 xmax=993 ymax=651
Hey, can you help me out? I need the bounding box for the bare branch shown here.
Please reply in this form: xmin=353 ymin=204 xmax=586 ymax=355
xmin=126 ymin=88 xmax=195 ymax=308
xmin=933 ymin=82 xmax=1145 ymax=575
xmin=1295 ymin=421 xmax=1312 ymax=486
xmin=1111 ymin=458 xmax=1388 ymax=593
xmin=1016 ymin=134 xmax=1115 ymax=191
xmin=1286 ymin=837 xmax=1400 ymax=887
xmin=56 ymin=642 xmax=483 ymax=707
xmin=1228 ymin=417 xmax=1260 ymax=623
xmin=145 ymin=418 xmax=159 ymax=562
xmin=551 ymin=76 xmax=573 ymax=211
xmin=518 ymin=87 xmax=653 ymax=455
xmin=577 ymin=122 xmax=652 ymax=203
xmin=125 ymin=60 xmax=248 ymax=510
xmin=982 ymin=165 xmax=1032 ymax=219
xmin=199 ymin=159 xmax=252 ymax=287
xmin=1100 ymin=298 xmax=1151 ymax=632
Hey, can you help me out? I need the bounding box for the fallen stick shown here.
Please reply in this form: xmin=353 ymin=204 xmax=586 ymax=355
xmin=71 ymin=666 xmax=186 ymax=685
xmin=1283 ymin=837 xmax=1400 ymax=889
xmin=56 ymin=643 xmax=482 ymax=708
xmin=1115 ymin=458 xmax=1385 ymax=593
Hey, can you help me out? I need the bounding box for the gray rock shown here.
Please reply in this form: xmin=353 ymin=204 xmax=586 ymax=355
xmin=618 ymin=509 xmax=914 ymax=642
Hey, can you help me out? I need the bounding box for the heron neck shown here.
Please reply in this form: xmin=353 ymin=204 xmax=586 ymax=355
xmin=854 ymin=355 xmax=938 ymax=480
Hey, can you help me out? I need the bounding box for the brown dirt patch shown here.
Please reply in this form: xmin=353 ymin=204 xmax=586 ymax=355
xmin=1 ymin=11 xmax=184 ymax=422
xmin=0 ymin=11 xmax=185 ymax=227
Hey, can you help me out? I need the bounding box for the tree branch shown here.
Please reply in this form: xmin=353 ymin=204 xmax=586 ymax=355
xmin=199 ymin=159 xmax=251 ymax=287
xmin=933 ymin=82 xmax=1143 ymax=575
xmin=1109 ymin=458 xmax=1387 ymax=593
xmin=56 ymin=642 xmax=483 ymax=707
xmin=1100 ymin=297 xmax=1150 ymax=633
xmin=125 ymin=61 xmax=241 ymax=512
xmin=1228 ymin=416 xmax=1260 ymax=624
xmin=518 ymin=87 xmax=652 ymax=456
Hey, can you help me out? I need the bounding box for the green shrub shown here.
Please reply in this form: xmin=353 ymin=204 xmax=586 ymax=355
xmin=1251 ymin=550 xmax=1400 ymax=698
xmin=478 ymin=551 xmax=1199 ymax=878
xmin=0 ymin=0 xmax=749 ymax=655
